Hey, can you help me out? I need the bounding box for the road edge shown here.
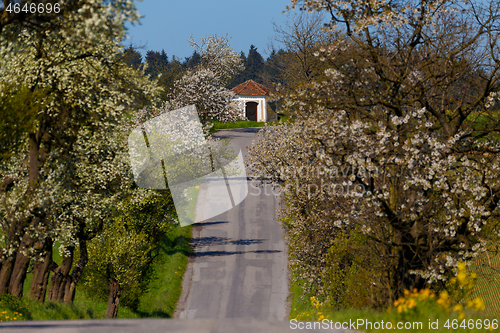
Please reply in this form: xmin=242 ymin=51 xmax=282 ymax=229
xmin=173 ymin=221 xmax=202 ymax=319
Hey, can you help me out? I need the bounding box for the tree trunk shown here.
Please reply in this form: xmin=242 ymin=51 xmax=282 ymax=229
xmin=0 ymin=177 xmax=15 ymax=295
xmin=28 ymin=238 xmax=53 ymax=302
xmin=105 ymin=278 xmax=120 ymax=319
xmin=0 ymin=217 xmax=25 ymax=296
xmin=8 ymin=233 xmax=33 ymax=298
xmin=63 ymin=240 xmax=88 ymax=304
xmin=0 ymin=135 xmax=40 ymax=297
xmin=47 ymin=246 xmax=74 ymax=302
xmin=0 ymin=255 xmax=15 ymax=295
xmin=28 ymin=133 xmax=39 ymax=190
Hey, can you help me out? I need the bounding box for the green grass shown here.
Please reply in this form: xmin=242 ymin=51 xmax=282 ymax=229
xmin=14 ymin=245 xmax=139 ymax=320
xmin=137 ymin=224 xmax=192 ymax=317
xmin=211 ymin=120 xmax=270 ymax=131
xmin=185 ymin=181 xmax=201 ymax=225
xmin=289 ymin=278 xmax=315 ymax=320
xmin=291 ymin=305 xmax=496 ymax=332
xmin=1 ymin=222 xmax=193 ymax=321
xmin=210 ymin=118 xmax=288 ymax=133
xmin=0 ymin=292 xmax=139 ymax=321
xmin=289 ymin=278 xmax=495 ymax=332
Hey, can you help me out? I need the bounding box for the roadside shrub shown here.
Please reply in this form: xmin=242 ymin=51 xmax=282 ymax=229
xmin=323 ymin=229 xmax=389 ymax=309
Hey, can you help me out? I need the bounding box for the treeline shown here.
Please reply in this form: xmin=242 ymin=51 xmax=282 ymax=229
xmin=121 ymin=44 xmax=274 ymax=96
xmin=0 ymin=0 xmax=251 ymax=318
xmin=0 ymin=0 xmax=176 ymax=319
xmin=122 ymin=30 xmax=334 ymax=99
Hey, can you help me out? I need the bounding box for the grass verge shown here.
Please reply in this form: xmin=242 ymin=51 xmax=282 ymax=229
xmin=1 ymin=222 xmax=193 ymax=321
xmin=289 ymin=279 xmax=495 ymax=332
xmin=137 ymin=224 xmax=192 ymax=317
xmin=210 ymin=118 xmax=288 ymax=133
xmin=0 ymin=293 xmax=138 ymax=321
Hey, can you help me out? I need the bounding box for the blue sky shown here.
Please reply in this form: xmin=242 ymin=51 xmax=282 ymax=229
xmin=124 ymin=0 xmax=293 ymax=61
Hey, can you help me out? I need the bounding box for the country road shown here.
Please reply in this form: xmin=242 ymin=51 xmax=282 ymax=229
xmin=1 ymin=128 xmax=354 ymax=333
xmin=175 ymin=127 xmax=288 ymax=320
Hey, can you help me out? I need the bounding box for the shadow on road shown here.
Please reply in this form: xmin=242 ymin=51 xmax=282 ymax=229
xmin=191 ymin=250 xmax=282 ymax=257
xmin=213 ymin=127 xmax=263 ymax=140
xmin=192 ymin=221 xmax=229 ymax=227
xmin=191 ymin=236 xmax=264 ymax=247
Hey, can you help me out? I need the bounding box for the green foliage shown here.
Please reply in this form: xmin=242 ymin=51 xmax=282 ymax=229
xmin=261 ymin=49 xmax=289 ymax=87
xmin=229 ymin=45 xmax=265 ymax=87
xmin=184 ymin=51 xmax=202 ymax=69
xmin=85 ymin=223 xmax=153 ymax=308
xmin=323 ymin=229 xmax=388 ymax=309
xmin=122 ymin=44 xmax=143 ymax=69
xmin=156 ymin=58 xmax=184 ymax=101
xmin=116 ymin=191 xmax=177 ymax=241
xmin=0 ymin=84 xmax=45 ymax=158
xmin=144 ymin=50 xmax=169 ymax=79
xmin=82 ymin=190 xmax=177 ymax=309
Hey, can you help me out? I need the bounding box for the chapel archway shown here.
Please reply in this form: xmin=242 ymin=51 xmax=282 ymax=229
xmin=245 ymin=102 xmax=258 ymax=121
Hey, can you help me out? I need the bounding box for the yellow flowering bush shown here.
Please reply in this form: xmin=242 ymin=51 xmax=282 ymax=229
xmin=392 ymin=288 xmax=436 ymax=314
xmin=293 ymin=296 xmax=330 ymax=321
xmin=0 ymin=310 xmax=24 ymax=322
xmin=445 ymin=262 xmax=485 ymax=319
xmin=390 ymin=262 xmax=485 ymax=320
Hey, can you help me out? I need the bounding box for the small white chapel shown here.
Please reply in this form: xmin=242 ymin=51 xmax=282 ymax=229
xmin=230 ymin=80 xmax=272 ymax=122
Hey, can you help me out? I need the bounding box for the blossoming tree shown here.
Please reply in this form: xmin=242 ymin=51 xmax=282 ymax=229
xmin=163 ymin=34 xmax=244 ymax=123
xmin=0 ymin=0 xmax=162 ymax=306
xmin=248 ymin=0 xmax=500 ymax=305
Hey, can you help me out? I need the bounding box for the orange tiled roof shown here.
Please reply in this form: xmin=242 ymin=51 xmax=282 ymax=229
xmin=230 ymin=80 xmax=272 ymax=96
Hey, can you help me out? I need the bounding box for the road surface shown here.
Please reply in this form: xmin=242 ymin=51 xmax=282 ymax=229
xmin=176 ymin=127 xmax=289 ymax=320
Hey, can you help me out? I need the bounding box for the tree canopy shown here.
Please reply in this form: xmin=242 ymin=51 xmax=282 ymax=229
xmin=0 ymin=0 xmax=164 ymax=317
xmin=248 ymin=0 xmax=500 ymax=307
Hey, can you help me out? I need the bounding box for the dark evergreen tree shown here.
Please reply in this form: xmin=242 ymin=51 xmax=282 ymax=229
xmin=144 ymin=50 xmax=169 ymax=78
xmin=261 ymin=49 xmax=284 ymax=87
xmin=121 ymin=45 xmax=142 ymax=69
xmin=184 ymin=50 xmax=202 ymax=69
xmin=244 ymin=45 xmax=265 ymax=82
xmin=228 ymin=46 xmax=266 ymax=88
xmin=239 ymin=51 xmax=246 ymax=64
xmin=157 ymin=56 xmax=183 ymax=101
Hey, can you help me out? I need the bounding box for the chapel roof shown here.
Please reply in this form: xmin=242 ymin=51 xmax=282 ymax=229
xmin=230 ymin=80 xmax=272 ymax=96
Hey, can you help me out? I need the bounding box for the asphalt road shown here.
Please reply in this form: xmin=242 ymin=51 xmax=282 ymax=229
xmin=1 ymin=128 xmax=354 ymax=333
xmin=176 ymin=127 xmax=288 ymax=321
